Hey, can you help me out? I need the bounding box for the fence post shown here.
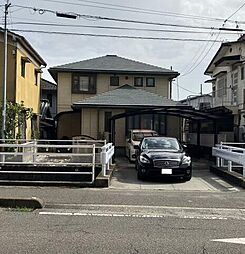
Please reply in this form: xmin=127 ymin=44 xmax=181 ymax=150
xmin=101 ymin=145 xmax=107 ymax=177
xmin=227 ymin=148 xmax=232 ymax=172
xmin=220 ymin=142 xmax=224 ymax=167
xmin=33 ymin=139 xmax=37 ymax=163
xmin=243 ymin=150 xmax=245 ymax=178
xmin=92 ymin=144 xmax=95 ymax=183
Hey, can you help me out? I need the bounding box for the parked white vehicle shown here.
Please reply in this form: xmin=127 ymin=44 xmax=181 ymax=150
xmin=126 ymin=129 xmax=158 ymax=162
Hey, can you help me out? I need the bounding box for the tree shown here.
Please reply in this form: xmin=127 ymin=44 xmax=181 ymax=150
xmin=0 ymin=101 xmax=33 ymax=139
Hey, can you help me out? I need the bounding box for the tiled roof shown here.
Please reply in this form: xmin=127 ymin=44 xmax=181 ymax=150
xmin=49 ymin=55 xmax=179 ymax=79
xmin=73 ymin=85 xmax=184 ymax=108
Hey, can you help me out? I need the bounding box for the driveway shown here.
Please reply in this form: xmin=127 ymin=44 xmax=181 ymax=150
xmin=110 ymin=157 xmax=240 ymax=192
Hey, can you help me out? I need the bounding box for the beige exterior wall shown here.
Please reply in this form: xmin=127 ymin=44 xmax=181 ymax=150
xmin=57 ymin=72 xmax=170 ymax=113
xmin=80 ymin=108 xmax=126 ymax=146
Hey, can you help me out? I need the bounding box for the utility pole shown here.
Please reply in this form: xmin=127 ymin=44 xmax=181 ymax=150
xmin=1 ymin=0 xmax=11 ymax=140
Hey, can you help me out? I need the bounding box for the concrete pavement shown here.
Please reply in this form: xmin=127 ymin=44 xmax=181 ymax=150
xmin=111 ymin=157 xmax=240 ymax=192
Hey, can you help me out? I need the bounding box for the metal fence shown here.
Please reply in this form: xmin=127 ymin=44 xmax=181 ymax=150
xmin=0 ymin=139 xmax=115 ymax=184
xmin=212 ymin=142 xmax=245 ymax=177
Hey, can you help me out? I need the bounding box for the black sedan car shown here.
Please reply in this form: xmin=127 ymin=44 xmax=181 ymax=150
xmin=135 ymin=136 xmax=192 ymax=181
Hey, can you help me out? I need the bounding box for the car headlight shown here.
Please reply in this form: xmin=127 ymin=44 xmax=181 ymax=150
xmin=140 ymin=155 xmax=150 ymax=164
xmin=182 ymin=156 xmax=191 ymax=165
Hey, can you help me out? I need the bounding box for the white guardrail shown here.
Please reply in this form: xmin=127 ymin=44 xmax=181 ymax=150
xmin=212 ymin=142 xmax=245 ymax=177
xmin=0 ymin=139 xmax=115 ymax=183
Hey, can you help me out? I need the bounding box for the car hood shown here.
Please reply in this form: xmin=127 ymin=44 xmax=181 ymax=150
xmin=142 ymin=150 xmax=184 ymax=160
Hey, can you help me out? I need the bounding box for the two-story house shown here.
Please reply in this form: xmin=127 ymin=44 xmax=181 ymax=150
xmin=0 ymin=29 xmax=46 ymax=139
xmin=205 ymin=35 xmax=245 ymax=141
xmin=49 ymin=55 xmax=182 ymax=148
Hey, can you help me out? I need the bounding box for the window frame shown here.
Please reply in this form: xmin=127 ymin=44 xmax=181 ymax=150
xmin=21 ymin=59 xmax=26 ymax=78
xmin=134 ymin=77 xmax=143 ymax=87
xmin=71 ymin=73 xmax=97 ymax=94
xmin=146 ymin=77 xmax=155 ymax=87
xmin=110 ymin=76 xmax=119 ymax=86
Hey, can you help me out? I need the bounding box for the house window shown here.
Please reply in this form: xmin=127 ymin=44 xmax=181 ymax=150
xmin=110 ymin=76 xmax=119 ymax=86
xmin=241 ymin=66 xmax=244 ymax=80
xmin=232 ymin=85 xmax=238 ymax=104
xmin=104 ymin=112 xmax=112 ymax=132
xmin=72 ymin=73 xmax=96 ymax=94
xmin=134 ymin=77 xmax=143 ymax=87
xmin=146 ymin=77 xmax=155 ymax=87
xmin=34 ymin=70 xmax=38 ymax=85
xmin=21 ymin=59 xmax=26 ymax=78
xmin=217 ymin=76 xmax=227 ymax=97
xmin=47 ymin=94 xmax=53 ymax=107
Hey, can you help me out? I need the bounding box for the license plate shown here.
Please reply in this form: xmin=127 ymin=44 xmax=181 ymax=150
xmin=161 ymin=169 xmax=172 ymax=174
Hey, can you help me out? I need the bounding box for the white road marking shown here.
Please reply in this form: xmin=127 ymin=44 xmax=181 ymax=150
xmin=211 ymin=238 xmax=245 ymax=245
xmin=39 ymin=211 xmax=230 ymax=220
xmin=39 ymin=204 xmax=245 ymax=221
xmin=47 ymin=203 xmax=244 ymax=212
xmin=39 ymin=211 xmax=165 ymax=219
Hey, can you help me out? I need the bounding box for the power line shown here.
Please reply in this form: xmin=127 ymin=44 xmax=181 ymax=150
xmin=180 ymin=33 xmax=214 ymax=74
xmin=172 ymin=80 xmax=199 ymax=94
xmin=225 ymin=1 xmax=245 ymax=22
xmin=12 ymin=4 xmax=244 ymax=32
xmin=4 ymin=21 xmax=241 ymax=35
xmin=36 ymin=0 xmax=241 ymax=24
xmin=9 ymin=29 xmax=224 ymax=42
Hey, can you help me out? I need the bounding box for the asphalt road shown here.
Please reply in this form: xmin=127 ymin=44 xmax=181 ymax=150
xmin=0 ymin=158 xmax=244 ymax=253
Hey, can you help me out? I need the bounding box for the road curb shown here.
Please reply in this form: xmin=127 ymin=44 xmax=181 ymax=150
xmin=210 ymin=165 xmax=245 ymax=188
xmin=95 ymin=165 xmax=115 ymax=187
xmin=0 ymin=197 xmax=44 ymax=209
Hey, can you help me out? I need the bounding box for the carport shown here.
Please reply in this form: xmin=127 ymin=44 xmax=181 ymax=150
xmin=109 ymin=105 xmax=233 ymax=153
xmin=72 ymin=85 xmax=233 ymax=154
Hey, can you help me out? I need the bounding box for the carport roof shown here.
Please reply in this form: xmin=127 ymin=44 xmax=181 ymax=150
xmin=73 ymin=85 xmax=185 ymax=109
xmin=72 ymin=85 xmax=233 ymax=121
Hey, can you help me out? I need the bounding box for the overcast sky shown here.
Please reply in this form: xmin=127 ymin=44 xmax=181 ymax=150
xmin=4 ymin=0 xmax=245 ymax=99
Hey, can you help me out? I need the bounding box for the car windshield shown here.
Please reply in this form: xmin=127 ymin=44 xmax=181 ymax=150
xmin=142 ymin=137 xmax=181 ymax=151
xmin=132 ymin=132 xmax=157 ymax=141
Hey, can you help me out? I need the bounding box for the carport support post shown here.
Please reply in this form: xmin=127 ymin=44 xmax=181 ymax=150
xmin=197 ymin=121 xmax=201 ymax=158
xmin=111 ymin=119 xmax=115 ymax=163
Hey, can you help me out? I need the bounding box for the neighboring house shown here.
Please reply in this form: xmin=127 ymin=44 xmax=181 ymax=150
xmin=204 ymin=35 xmax=245 ymax=142
xmin=0 ymin=28 xmax=46 ymax=139
xmin=181 ymin=94 xmax=234 ymax=149
xmin=49 ymin=55 xmax=183 ymax=147
xmin=40 ymin=78 xmax=57 ymax=117
xmin=181 ymin=94 xmax=213 ymax=110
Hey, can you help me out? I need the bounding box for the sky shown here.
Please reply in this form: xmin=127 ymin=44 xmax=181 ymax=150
xmin=3 ymin=0 xmax=245 ymax=100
